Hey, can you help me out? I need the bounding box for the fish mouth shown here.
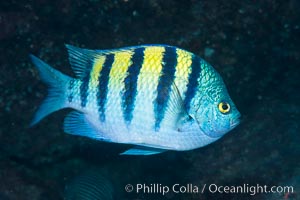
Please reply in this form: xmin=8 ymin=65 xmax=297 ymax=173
xmin=230 ymin=113 xmax=241 ymax=129
xmin=230 ymin=121 xmax=240 ymax=129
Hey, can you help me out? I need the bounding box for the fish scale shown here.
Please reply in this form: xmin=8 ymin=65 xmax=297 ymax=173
xmin=30 ymin=44 xmax=241 ymax=155
xmin=154 ymin=47 xmax=177 ymax=130
xmin=122 ymin=47 xmax=144 ymax=125
xmin=131 ymin=46 xmax=165 ymax=132
xmin=97 ymin=54 xmax=114 ymax=122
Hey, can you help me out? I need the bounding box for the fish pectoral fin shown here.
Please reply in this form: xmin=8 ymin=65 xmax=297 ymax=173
xmin=160 ymin=82 xmax=190 ymax=130
xmin=120 ymin=146 xmax=167 ymax=156
xmin=177 ymin=115 xmax=199 ymax=133
xmin=64 ymin=111 xmax=110 ymax=142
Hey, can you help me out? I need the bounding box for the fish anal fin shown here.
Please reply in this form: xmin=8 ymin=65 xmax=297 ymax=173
xmin=63 ymin=111 xmax=110 ymax=142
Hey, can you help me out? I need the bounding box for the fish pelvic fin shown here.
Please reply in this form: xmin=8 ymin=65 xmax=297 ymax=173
xmin=30 ymin=54 xmax=71 ymax=126
xmin=120 ymin=146 xmax=167 ymax=156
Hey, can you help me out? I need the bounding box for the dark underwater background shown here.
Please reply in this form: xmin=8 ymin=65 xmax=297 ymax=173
xmin=0 ymin=0 xmax=299 ymax=199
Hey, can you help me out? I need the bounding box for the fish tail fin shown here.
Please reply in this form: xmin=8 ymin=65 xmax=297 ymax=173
xmin=29 ymin=54 xmax=71 ymax=126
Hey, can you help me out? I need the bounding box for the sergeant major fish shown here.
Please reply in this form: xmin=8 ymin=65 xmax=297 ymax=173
xmin=30 ymin=44 xmax=241 ymax=155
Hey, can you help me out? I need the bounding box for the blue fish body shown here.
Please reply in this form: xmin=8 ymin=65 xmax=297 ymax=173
xmin=30 ymin=44 xmax=241 ymax=155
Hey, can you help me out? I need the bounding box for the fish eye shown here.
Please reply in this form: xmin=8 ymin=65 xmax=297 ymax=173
xmin=218 ymin=102 xmax=231 ymax=114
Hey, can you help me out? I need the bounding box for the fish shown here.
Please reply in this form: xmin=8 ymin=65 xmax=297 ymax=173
xmin=64 ymin=170 xmax=114 ymax=200
xmin=30 ymin=44 xmax=241 ymax=155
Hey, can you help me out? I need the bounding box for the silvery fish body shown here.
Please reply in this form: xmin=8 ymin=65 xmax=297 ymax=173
xmin=30 ymin=44 xmax=241 ymax=155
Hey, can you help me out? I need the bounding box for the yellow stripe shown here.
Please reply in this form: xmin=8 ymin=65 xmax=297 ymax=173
xmin=174 ymin=48 xmax=193 ymax=99
xmin=104 ymin=51 xmax=133 ymax=127
xmin=90 ymin=56 xmax=106 ymax=86
xmin=84 ymin=56 xmax=106 ymax=110
xmin=138 ymin=46 xmax=165 ymax=89
xmin=108 ymin=51 xmax=133 ymax=89
xmin=128 ymin=46 xmax=165 ymax=130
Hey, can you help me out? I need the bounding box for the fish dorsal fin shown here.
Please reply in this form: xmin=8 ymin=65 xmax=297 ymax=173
xmin=65 ymin=44 xmax=100 ymax=79
xmin=65 ymin=44 xmax=136 ymax=79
